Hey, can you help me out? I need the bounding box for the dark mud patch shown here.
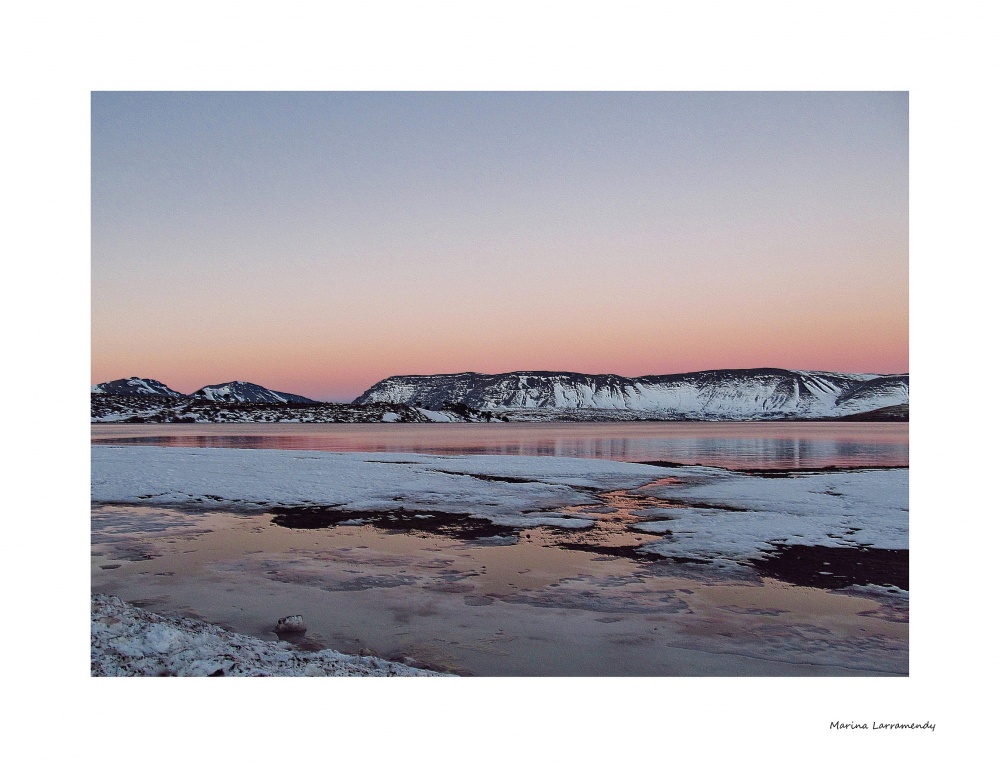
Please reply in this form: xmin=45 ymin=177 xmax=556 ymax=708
xmin=431 ymin=470 xmax=542 ymax=484
xmin=269 ymin=505 xmax=517 ymax=541
xmin=630 ymin=460 xmax=702 ymax=469
xmin=734 ymin=465 xmax=908 ymax=478
xmin=750 ymin=544 xmax=908 ymax=590
xmin=719 ymin=605 xmax=788 ymax=617
xmin=630 ymin=461 xmax=907 ymax=475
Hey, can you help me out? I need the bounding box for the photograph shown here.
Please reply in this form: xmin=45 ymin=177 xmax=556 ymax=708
xmin=90 ymin=91 xmax=909 ymax=678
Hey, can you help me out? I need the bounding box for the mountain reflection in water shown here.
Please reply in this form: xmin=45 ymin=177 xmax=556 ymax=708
xmin=91 ymin=422 xmax=907 ymax=470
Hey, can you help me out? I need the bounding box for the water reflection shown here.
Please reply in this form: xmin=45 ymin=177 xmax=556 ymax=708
xmin=92 ymin=422 xmax=907 ymax=470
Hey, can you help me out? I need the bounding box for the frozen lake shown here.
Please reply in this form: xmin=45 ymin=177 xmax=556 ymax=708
xmin=92 ymin=446 xmax=908 ymax=676
xmin=91 ymin=421 xmax=907 ymax=470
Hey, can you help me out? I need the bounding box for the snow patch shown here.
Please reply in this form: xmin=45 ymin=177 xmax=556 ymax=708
xmin=92 ymin=447 xmax=907 ymax=568
xmin=91 ymin=594 xmax=446 ymax=677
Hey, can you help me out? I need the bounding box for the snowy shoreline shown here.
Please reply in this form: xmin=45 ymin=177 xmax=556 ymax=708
xmin=91 ymin=594 xmax=448 ymax=677
xmin=92 ymin=446 xmax=908 ymax=568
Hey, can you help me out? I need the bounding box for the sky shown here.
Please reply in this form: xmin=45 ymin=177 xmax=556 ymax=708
xmin=92 ymin=91 xmax=908 ymax=402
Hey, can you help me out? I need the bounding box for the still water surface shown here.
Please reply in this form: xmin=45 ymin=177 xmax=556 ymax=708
xmin=92 ymin=421 xmax=907 ymax=470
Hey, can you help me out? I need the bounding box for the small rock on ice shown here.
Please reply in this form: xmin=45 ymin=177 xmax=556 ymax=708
xmin=275 ymin=615 xmax=306 ymax=634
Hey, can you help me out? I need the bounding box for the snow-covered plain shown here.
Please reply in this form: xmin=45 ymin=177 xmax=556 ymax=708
xmin=92 ymin=446 xmax=908 ymax=569
xmin=92 ymin=447 xmax=674 ymax=528
xmin=91 ymin=594 xmax=447 ymax=676
xmin=638 ymin=469 xmax=908 ymax=563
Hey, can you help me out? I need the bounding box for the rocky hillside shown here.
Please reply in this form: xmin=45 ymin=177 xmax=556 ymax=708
xmin=91 ymin=377 xmax=185 ymax=397
xmin=189 ymin=381 xmax=318 ymax=404
xmin=91 ymin=394 xmax=502 ymax=424
xmin=355 ymin=369 xmax=909 ymax=421
xmin=92 ymin=377 xmax=318 ymax=404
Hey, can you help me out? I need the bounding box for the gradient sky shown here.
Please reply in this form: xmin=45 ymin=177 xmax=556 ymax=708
xmin=92 ymin=92 xmax=908 ymax=402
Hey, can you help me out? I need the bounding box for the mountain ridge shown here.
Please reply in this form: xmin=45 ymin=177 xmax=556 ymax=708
xmin=354 ymin=368 xmax=909 ymax=420
xmin=92 ymin=368 xmax=910 ymax=421
xmin=91 ymin=377 xmax=186 ymax=398
xmin=92 ymin=377 xmax=319 ymax=404
xmin=190 ymin=381 xmax=318 ymax=404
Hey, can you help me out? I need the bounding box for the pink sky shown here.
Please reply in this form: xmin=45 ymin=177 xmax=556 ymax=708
xmin=92 ymin=92 xmax=908 ymax=401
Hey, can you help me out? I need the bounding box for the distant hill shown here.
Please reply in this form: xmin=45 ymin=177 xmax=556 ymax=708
xmin=91 ymin=378 xmax=185 ymax=398
xmin=93 ymin=368 xmax=909 ymax=422
xmin=355 ymin=368 xmax=909 ymax=421
xmin=189 ymin=381 xmax=318 ymax=404
xmin=92 ymin=377 xmax=319 ymax=404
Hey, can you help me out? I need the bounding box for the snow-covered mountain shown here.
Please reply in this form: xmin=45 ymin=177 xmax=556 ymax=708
xmin=91 ymin=377 xmax=185 ymax=398
xmin=354 ymin=369 xmax=909 ymax=420
xmin=189 ymin=381 xmax=318 ymax=404
xmin=92 ymin=377 xmax=318 ymax=404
